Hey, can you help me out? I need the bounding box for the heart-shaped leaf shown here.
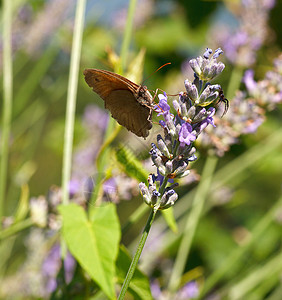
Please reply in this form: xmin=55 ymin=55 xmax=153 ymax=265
xmin=59 ymin=203 xmax=121 ymax=299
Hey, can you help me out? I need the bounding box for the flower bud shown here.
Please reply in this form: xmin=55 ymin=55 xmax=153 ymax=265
xmin=189 ymin=58 xmax=202 ymax=77
xmin=151 ymin=190 xmax=160 ymax=206
xmin=184 ymin=80 xmax=199 ymax=102
xmin=172 ymin=160 xmax=189 ymax=177
xmin=173 ymin=99 xmax=181 ymax=114
xmin=159 ymin=189 xmax=178 ymax=209
xmin=139 ymin=182 xmax=151 ymax=205
xmin=157 ymin=134 xmax=171 ymax=158
xmin=163 ymin=111 xmax=176 ymax=138
xmin=30 ymin=196 xmax=48 ymax=227
xmin=187 ymin=106 xmax=196 ymax=120
xmin=165 ymin=160 xmax=173 ymax=174
xmin=203 ymin=48 xmax=213 ymax=59
xmin=198 ymin=85 xmax=219 ymax=106
xmin=164 ymin=132 xmax=173 ymax=153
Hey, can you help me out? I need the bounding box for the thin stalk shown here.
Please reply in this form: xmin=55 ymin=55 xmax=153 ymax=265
xmin=118 ymin=208 xmax=157 ymax=299
xmin=228 ymin=250 xmax=282 ymax=300
xmin=61 ymin=0 xmax=86 ymax=205
xmin=0 ymin=218 xmax=34 ymax=241
xmin=118 ymin=0 xmax=137 ymax=73
xmin=168 ymin=156 xmax=218 ymax=292
xmin=198 ymin=194 xmax=282 ymax=299
xmin=119 ymin=168 xmax=168 ymax=298
xmin=0 ymin=0 xmax=13 ymax=226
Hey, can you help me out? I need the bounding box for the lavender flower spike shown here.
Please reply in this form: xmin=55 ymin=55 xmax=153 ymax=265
xmin=139 ymin=48 xmax=226 ymax=210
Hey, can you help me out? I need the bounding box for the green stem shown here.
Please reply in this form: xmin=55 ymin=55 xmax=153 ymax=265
xmin=0 ymin=218 xmax=34 ymax=240
xmin=228 ymin=250 xmax=282 ymax=300
xmin=118 ymin=0 xmax=137 ymax=73
xmin=168 ymin=155 xmax=218 ymax=292
xmin=0 ymin=0 xmax=13 ymax=227
xmin=118 ymin=208 xmax=157 ymax=299
xmin=61 ymin=0 xmax=86 ymax=205
xmin=159 ymin=177 xmax=169 ymax=195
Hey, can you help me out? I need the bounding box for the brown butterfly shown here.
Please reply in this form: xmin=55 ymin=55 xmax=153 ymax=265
xmin=83 ymin=69 xmax=153 ymax=138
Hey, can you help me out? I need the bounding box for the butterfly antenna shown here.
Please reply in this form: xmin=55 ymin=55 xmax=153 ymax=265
xmin=142 ymin=62 xmax=171 ymax=85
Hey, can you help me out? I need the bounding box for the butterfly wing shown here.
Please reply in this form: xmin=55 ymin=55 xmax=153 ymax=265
xmin=106 ymin=89 xmax=152 ymax=137
xmin=83 ymin=69 xmax=152 ymax=138
xmin=83 ymin=69 xmax=139 ymax=97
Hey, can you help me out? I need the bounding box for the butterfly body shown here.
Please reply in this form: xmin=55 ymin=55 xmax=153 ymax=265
xmin=83 ymin=69 xmax=153 ymax=138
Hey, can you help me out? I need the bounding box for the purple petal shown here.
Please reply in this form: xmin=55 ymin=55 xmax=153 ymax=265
xmin=243 ymin=70 xmax=257 ymax=92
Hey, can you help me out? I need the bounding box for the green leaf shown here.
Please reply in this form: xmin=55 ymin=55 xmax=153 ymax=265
xmin=116 ymin=245 xmax=153 ymax=300
xmin=126 ymin=48 xmax=146 ymax=84
xmin=115 ymin=145 xmax=148 ymax=183
xmin=161 ymin=208 xmax=178 ymax=233
xmin=14 ymin=184 xmax=29 ymax=222
xmin=58 ymin=203 xmax=121 ymax=300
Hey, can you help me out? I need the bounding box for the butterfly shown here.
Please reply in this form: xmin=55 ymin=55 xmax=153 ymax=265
xmin=83 ymin=69 xmax=153 ymax=138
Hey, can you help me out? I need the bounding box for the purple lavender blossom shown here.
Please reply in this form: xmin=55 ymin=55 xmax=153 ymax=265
xmin=82 ymin=104 xmax=109 ymax=132
xmin=103 ymin=178 xmax=118 ymax=202
xmin=177 ymin=281 xmax=199 ymax=299
xmin=68 ymin=178 xmax=81 ymax=197
xmin=42 ymin=244 xmax=76 ymax=293
xmin=179 ymin=123 xmax=196 ymax=147
xmin=42 ymin=245 xmax=61 ymax=293
xmin=153 ymin=169 xmax=174 ymax=186
xmin=213 ymin=0 xmax=276 ymax=67
xmin=150 ymin=280 xmax=162 ymax=299
xmin=242 ymin=70 xmax=257 ymax=92
xmin=64 ymin=251 xmax=76 ymax=284
xmin=154 ymin=93 xmax=170 ymax=116
xmin=139 ymin=49 xmax=226 ymax=209
xmin=243 ymin=55 xmax=282 ymax=110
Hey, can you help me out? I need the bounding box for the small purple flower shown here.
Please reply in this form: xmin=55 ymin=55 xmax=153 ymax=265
xmin=42 ymin=245 xmax=76 ymax=294
xmin=153 ymin=169 xmax=174 ymax=186
xmin=83 ymin=104 xmax=109 ymax=131
xmin=243 ymin=69 xmax=257 ymax=92
xmin=196 ymin=108 xmax=216 ymax=134
xmin=206 ymin=107 xmax=216 ymax=127
xmin=154 ymin=93 xmax=170 ymax=116
xmin=179 ymin=123 xmax=196 ymax=147
xmin=213 ymin=48 xmax=224 ymax=59
xmin=159 ymin=119 xmax=166 ymax=128
xmin=64 ymin=251 xmax=76 ymax=284
xmin=42 ymin=245 xmax=61 ymax=293
xmin=178 ymin=281 xmax=199 ymax=299
xmin=203 ymin=48 xmax=213 ymax=59
xmin=150 ymin=280 xmax=162 ymax=299
xmin=242 ymin=118 xmax=264 ymax=134
xmin=103 ymin=178 xmax=117 ymax=194
xmin=69 ymin=178 xmax=81 ymax=196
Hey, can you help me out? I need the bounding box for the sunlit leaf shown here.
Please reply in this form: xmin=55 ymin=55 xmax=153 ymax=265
xmin=59 ymin=203 xmax=121 ymax=299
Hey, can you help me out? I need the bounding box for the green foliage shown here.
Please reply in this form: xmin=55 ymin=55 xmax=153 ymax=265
xmin=161 ymin=208 xmax=178 ymax=233
xmin=59 ymin=203 xmax=121 ymax=299
xmin=115 ymin=145 xmax=148 ymax=183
